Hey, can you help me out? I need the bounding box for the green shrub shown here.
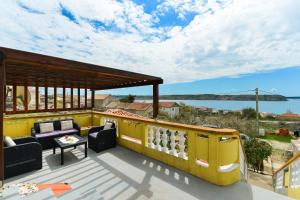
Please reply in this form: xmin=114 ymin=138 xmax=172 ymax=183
xmin=244 ymin=138 xmax=272 ymax=172
xmin=120 ymin=94 xmax=135 ymax=103
xmin=242 ymin=107 xmax=257 ymax=119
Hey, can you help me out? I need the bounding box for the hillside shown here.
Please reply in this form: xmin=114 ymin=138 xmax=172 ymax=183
xmin=114 ymin=94 xmax=287 ymax=101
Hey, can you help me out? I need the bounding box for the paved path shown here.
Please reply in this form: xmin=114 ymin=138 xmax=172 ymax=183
xmin=259 ymin=139 xmax=293 ymax=151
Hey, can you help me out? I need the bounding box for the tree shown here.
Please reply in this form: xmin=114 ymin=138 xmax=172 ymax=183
xmin=244 ymin=138 xmax=272 ymax=172
xmin=242 ymin=107 xmax=257 ymax=119
xmin=157 ymin=111 xmax=171 ymax=120
xmin=120 ymin=94 xmax=135 ymax=103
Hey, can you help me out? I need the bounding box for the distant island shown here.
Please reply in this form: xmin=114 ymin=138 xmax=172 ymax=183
xmin=114 ymin=94 xmax=287 ymax=101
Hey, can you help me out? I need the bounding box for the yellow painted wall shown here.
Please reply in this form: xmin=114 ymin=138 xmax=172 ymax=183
xmin=4 ymin=111 xmax=92 ymax=138
xmin=288 ymin=188 xmax=300 ymax=200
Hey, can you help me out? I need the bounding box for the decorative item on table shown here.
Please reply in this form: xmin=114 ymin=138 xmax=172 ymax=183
xmin=59 ymin=135 xmax=79 ymax=144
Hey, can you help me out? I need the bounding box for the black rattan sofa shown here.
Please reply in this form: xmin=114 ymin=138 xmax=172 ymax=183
xmin=4 ymin=137 xmax=42 ymax=179
xmin=31 ymin=119 xmax=80 ymax=149
xmin=88 ymin=122 xmax=116 ymax=153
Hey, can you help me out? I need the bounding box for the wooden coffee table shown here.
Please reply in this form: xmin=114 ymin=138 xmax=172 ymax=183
xmin=53 ymin=135 xmax=87 ymax=165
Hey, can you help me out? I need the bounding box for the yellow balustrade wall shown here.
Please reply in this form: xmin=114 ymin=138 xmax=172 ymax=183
xmin=274 ymin=152 xmax=300 ymax=199
xmin=3 ymin=111 xmax=242 ymax=186
xmin=92 ymin=111 xmax=241 ymax=186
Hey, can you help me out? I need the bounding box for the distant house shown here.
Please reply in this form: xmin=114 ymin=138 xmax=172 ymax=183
xmin=126 ymin=102 xmax=153 ymax=118
xmin=159 ymin=102 xmax=179 ymax=118
xmin=94 ymin=94 xmax=114 ymax=109
xmin=231 ymin=110 xmax=242 ymax=115
xmin=212 ymin=109 xmax=219 ymax=114
xmin=280 ymin=113 xmax=300 ymax=118
xmin=105 ymin=102 xmax=129 ymax=110
xmin=260 ymin=112 xmax=276 ymax=118
xmin=196 ymin=106 xmax=209 ymax=112
xmin=221 ymin=110 xmax=230 ymax=115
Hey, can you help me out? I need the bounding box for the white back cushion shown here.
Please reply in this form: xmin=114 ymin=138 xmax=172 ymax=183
xmin=40 ymin=122 xmax=54 ymax=133
xmin=61 ymin=120 xmax=73 ymax=130
xmin=104 ymin=122 xmax=113 ymax=130
xmin=4 ymin=136 xmax=16 ymax=147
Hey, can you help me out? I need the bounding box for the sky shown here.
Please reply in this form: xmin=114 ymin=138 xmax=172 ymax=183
xmin=0 ymin=0 xmax=300 ymax=96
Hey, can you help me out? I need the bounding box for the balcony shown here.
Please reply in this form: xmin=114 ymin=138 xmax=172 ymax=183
xmin=0 ymin=47 xmax=291 ymax=199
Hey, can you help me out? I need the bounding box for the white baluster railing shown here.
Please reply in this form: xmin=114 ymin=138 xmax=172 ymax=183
xmin=162 ymin=129 xmax=169 ymax=153
xmin=155 ymin=128 xmax=162 ymax=151
xmin=275 ymin=170 xmax=284 ymax=191
xmin=290 ymin=158 xmax=300 ymax=189
xmin=178 ymin=131 xmax=187 ymax=159
xmin=239 ymin=141 xmax=247 ymax=181
xmin=147 ymin=125 xmax=187 ymax=160
xmin=148 ymin=126 xmax=155 ymax=148
xmin=169 ymin=130 xmax=178 ymax=156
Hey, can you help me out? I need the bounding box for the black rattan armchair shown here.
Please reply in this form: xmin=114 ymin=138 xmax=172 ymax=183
xmin=88 ymin=123 xmax=116 ymax=153
xmin=4 ymin=137 xmax=42 ymax=179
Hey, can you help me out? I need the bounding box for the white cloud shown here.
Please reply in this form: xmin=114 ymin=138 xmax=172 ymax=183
xmin=156 ymin=0 xmax=231 ymax=19
xmin=0 ymin=0 xmax=300 ymax=84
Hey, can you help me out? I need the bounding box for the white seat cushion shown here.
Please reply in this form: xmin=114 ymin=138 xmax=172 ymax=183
xmin=4 ymin=136 xmax=16 ymax=147
xmin=40 ymin=122 xmax=54 ymax=133
xmin=61 ymin=120 xmax=73 ymax=130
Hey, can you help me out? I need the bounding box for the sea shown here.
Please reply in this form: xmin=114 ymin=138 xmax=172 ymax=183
xmin=136 ymin=99 xmax=300 ymax=114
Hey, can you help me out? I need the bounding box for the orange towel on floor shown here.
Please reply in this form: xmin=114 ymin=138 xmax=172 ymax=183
xmin=37 ymin=183 xmax=72 ymax=196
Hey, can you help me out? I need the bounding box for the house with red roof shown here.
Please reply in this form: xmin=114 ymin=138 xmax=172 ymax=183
xmin=126 ymin=102 xmax=153 ymax=118
xmin=280 ymin=113 xmax=300 ymax=118
xmin=159 ymin=102 xmax=180 ymax=118
xmin=94 ymin=94 xmax=114 ymax=109
xmin=105 ymin=109 xmax=145 ymax=119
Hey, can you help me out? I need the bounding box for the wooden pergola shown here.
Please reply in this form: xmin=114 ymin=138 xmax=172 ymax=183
xmin=0 ymin=46 xmax=163 ymax=185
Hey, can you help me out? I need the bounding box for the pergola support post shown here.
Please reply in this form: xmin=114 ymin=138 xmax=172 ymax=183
xmin=153 ymin=83 xmax=159 ymax=118
xmin=91 ymin=90 xmax=95 ymax=109
xmin=0 ymin=52 xmax=6 ymax=186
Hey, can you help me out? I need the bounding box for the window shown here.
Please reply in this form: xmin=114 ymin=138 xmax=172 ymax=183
xmin=5 ymin=85 xmax=13 ymax=111
xmin=65 ymin=88 xmax=71 ymax=108
xmin=16 ymin=86 xmax=25 ymax=111
xmin=80 ymin=89 xmax=85 ymax=108
xmin=48 ymin=87 xmax=55 ymax=110
xmin=57 ymin=88 xmax=63 ymax=109
xmin=28 ymin=86 xmax=36 ymax=110
xmin=4 ymin=85 xmax=94 ymax=112
xmin=87 ymin=90 xmax=92 ymax=107
xmin=39 ymin=87 xmax=45 ymax=110
xmin=73 ymin=88 xmax=78 ymax=108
